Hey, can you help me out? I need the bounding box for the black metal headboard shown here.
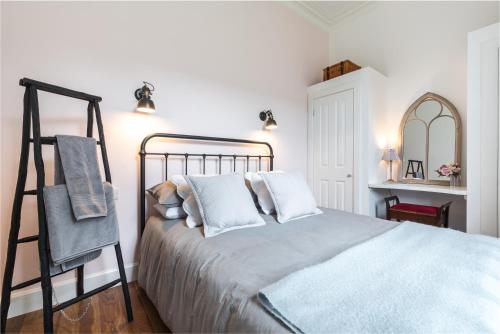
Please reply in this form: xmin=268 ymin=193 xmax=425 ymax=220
xmin=139 ymin=133 xmax=274 ymax=234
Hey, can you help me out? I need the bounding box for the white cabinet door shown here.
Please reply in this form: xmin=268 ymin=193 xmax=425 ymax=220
xmin=312 ymin=89 xmax=354 ymax=211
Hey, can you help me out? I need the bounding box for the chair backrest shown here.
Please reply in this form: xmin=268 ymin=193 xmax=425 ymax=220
xmin=384 ymin=195 xmax=400 ymax=218
xmin=405 ymin=160 xmax=425 ymax=179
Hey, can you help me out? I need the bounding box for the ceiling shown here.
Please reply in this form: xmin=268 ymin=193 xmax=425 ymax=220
xmin=290 ymin=1 xmax=370 ymax=30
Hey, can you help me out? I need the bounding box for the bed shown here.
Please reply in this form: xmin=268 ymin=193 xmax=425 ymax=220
xmin=137 ymin=133 xmax=500 ymax=333
xmin=138 ymin=209 xmax=397 ymax=332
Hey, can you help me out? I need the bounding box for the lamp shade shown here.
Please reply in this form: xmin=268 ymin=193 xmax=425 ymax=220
xmin=381 ymin=148 xmax=400 ymax=161
xmin=264 ymin=117 xmax=277 ymax=130
xmin=137 ymin=97 xmax=155 ymax=113
xmin=259 ymin=109 xmax=277 ymax=130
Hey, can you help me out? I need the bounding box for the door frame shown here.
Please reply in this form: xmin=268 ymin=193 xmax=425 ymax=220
xmin=307 ymin=79 xmax=360 ymax=213
xmin=467 ymin=22 xmax=499 ymax=236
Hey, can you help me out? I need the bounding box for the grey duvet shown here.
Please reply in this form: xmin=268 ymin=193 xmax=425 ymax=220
xmin=138 ymin=208 xmax=398 ymax=333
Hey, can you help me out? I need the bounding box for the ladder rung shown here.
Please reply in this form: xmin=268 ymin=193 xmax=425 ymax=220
xmin=52 ymin=278 xmax=121 ymax=312
xmin=17 ymin=235 xmax=39 ymax=243
xmin=12 ymin=277 xmax=41 ymax=290
xmin=29 ymin=137 xmax=101 ymax=145
xmin=10 ymin=265 xmax=91 ymax=291
xmin=23 ymin=189 xmax=37 ymax=195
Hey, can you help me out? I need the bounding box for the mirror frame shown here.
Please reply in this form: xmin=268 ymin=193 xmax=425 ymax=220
xmin=398 ymin=92 xmax=462 ymax=185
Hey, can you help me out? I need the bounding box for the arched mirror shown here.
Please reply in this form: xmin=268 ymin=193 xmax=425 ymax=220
xmin=399 ymin=92 xmax=461 ymax=185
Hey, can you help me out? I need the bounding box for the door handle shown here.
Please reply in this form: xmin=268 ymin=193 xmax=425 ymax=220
xmin=346 ymin=174 xmax=352 ymax=178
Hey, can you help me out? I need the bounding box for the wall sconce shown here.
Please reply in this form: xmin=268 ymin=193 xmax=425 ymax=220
xmin=135 ymin=81 xmax=156 ymax=113
xmin=259 ymin=109 xmax=277 ymax=130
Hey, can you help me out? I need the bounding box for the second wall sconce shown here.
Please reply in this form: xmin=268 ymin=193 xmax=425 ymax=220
xmin=135 ymin=81 xmax=156 ymax=113
xmin=259 ymin=109 xmax=277 ymax=130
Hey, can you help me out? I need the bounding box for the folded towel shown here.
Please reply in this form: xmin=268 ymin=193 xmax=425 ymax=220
xmin=49 ymin=139 xmax=106 ymax=272
xmin=50 ymin=250 xmax=101 ymax=276
xmin=43 ymin=182 xmax=119 ymax=264
xmin=55 ymin=135 xmax=107 ymax=220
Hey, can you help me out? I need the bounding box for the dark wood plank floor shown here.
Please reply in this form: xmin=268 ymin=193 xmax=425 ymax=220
xmin=6 ymin=282 xmax=170 ymax=333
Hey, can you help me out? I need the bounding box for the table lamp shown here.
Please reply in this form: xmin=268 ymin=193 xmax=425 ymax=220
xmin=381 ymin=148 xmax=400 ymax=182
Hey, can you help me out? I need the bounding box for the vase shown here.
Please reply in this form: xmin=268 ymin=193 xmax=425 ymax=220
xmin=450 ymin=174 xmax=461 ymax=187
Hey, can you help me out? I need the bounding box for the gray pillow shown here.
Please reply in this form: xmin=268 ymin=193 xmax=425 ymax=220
xmin=261 ymin=171 xmax=322 ymax=223
xmin=146 ymin=181 xmax=182 ymax=206
xmin=153 ymin=204 xmax=187 ymax=220
xmin=187 ymin=174 xmax=266 ymax=237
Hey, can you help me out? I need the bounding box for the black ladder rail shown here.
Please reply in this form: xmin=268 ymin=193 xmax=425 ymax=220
xmin=30 ymin=84 xmax=54 ymax=333
xmin=0 ymin=89 xmax=32 ymax=332
xmin=0 ymin=78 xmax=133 ymax=333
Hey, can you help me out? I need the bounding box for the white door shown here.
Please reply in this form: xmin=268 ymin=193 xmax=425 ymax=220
xmin=312 ymin=89 xmax=354 ymax=211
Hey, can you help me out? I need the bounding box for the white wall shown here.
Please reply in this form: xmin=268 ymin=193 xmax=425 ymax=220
xmin=329 ymin=1 xmax=499 ymax=231
xmin=0 ymin=1 xmax=327 ymax=315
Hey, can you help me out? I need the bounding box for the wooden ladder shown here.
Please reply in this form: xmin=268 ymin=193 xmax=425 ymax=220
xmin=0 ymin=78 xmax=133 ymax=333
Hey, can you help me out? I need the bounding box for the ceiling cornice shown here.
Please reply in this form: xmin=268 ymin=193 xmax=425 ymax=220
xmin=283 ymin=1 xmax=331 ymax=31
xmin=283 ymin=1 xmax=372 ymax=32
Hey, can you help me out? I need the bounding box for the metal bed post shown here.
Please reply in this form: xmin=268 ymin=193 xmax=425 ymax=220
xmin=0 ymin=78 xmax=133 ymax=333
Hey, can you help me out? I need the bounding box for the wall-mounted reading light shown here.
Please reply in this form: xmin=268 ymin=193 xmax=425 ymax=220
xmin=135 ymin=81 xmax=156 ymax=113
xmin=259 ymin=109 xmax=277 ymax=130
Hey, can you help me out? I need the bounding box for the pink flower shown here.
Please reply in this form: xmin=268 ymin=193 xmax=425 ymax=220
xmin=436 ymin=163 xmax=461 ymax=177
xmin=439 ymin=165 xmax=450 ymax=176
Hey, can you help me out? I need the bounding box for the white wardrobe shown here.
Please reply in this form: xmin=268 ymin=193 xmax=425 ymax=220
xmin=307 ymin=67 xmax=387 ymax=216
xmin=467 ymin=22 xmax=500 ymax=237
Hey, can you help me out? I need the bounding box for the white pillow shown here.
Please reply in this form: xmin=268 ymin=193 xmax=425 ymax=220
xmin=170 ymin=175 xmax=191 ymax=199
xmin=153 ymin=204 xmax=187 ymax=220
xmin=182 ymin=194 xmax=203 ymax=228
xmin=261 ymin=171 xmax=322 ymax=223
xmin=170 ymin=174 xmax=209 ymax=228
xmin=187 ymin=174 xmax=266 ymax=237
xmin=245 ymin=171 xmax=282 ymax=214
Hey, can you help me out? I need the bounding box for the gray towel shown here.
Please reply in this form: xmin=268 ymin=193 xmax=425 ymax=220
xmin=43 ymin=182 xmax=119 ymax=265
xmin=55 ymin=135 xmax=107 ymax=220
xmin=51 ymin=143 xmax=102 ymax=273
xmin=49 ymin=250 xmax=101 ymax=276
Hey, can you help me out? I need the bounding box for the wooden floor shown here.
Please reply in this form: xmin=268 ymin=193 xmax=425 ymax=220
xmin=5 ymin=282 xmax=170 ymax=333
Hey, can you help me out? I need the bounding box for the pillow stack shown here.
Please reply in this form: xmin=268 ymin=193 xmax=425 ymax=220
xmin=146 ymin=180 xmax=186 ymax=219
xmin=147 ymin=170 xmax=322 ymax=237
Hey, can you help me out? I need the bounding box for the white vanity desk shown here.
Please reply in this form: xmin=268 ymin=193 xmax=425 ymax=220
xmin=369 ymin=182 xmax=467 ymax=198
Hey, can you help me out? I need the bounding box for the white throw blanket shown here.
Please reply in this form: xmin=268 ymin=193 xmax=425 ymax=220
xmin=258 ymin=222 xmax=500 ymax=333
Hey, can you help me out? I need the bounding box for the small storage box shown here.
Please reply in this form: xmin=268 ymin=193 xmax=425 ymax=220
xmin=323 ymin=60 xmax=361 ymax=81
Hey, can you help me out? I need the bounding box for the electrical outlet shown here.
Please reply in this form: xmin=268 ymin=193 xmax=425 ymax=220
xmin=113 ymin=186 xmax=119 ymax=201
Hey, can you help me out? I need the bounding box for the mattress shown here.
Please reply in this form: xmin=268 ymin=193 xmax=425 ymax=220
xmin=138 ymin=208 xmax=398 ymax=333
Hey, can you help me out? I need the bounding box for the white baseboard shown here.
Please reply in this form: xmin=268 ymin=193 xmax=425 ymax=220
xmin=7 ymin=263 xmax=138 ymax=319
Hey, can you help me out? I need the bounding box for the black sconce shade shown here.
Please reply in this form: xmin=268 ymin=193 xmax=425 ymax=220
xmin=259 ymin=110 xmax=277 ymax=130
xmin=135 ymin=81 xmax=156 ymax=113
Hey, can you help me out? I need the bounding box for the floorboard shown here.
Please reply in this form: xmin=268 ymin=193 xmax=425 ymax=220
xmin=5 ymin=282 xmax=170 ymax=333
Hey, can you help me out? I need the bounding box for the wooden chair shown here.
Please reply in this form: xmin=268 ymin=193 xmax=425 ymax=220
xmin=384 ymin=196 xmax=452 ymax=228
xmin=405 ymin=159 xmax=425 ymax=179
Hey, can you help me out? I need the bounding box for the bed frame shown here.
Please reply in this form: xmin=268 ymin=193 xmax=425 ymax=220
xmin=139 ymin=133 xmax=274 ymax=234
